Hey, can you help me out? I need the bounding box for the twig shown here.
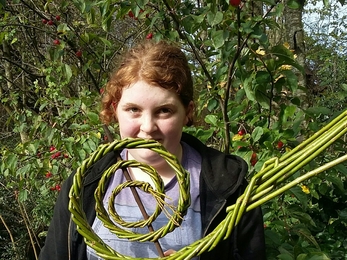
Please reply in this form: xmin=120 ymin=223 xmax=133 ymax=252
xmin=0 ymin=214 xmax=20 ymax=259
xmin=18 ymin=201 xmax=38 ymax=260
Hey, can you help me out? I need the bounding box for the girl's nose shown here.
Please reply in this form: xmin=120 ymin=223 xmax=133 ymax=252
xmin=139 ymin=114 xmax=157 ymax=134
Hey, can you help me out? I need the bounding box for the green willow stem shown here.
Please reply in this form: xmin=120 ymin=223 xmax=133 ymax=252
xmin=242 ymin=153 xmax=347 ymax=212
xmin=281 ymin=110 xmax=347 ymax=161
xmin=69 ymin=110 xmax=347 ymax=260
xmin=259 ymin=113 xmax=347 ymax=186
xmin=258 ymin=127 xmax=346 ymax=192
xmin=226 ymin=113 xmax=347 ymax=214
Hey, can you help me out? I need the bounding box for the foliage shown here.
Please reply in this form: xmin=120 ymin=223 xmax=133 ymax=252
xmin=0 ymin=0 xmax=346 ymax=259
xmin=304 ymin=1 xmax=347 ymax=111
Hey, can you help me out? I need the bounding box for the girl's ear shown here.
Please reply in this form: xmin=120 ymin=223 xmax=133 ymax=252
xmin=185 ymin=101 xmax=195 ymax=126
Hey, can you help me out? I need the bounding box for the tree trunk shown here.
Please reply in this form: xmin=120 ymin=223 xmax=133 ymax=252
xmin=284 ymin=1 xmax=307 ymax=104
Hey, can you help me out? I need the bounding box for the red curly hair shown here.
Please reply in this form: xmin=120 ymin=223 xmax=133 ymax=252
xmin=99 ymin=40 xmax=194 ymax=125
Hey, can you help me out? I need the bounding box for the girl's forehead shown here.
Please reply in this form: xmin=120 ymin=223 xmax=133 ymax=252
xmin=120 ymin=81 xmax=179 ymax=101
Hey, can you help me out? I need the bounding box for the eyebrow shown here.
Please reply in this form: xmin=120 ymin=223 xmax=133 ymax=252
xmin=121 ymin=101 xmax=177 ymax=108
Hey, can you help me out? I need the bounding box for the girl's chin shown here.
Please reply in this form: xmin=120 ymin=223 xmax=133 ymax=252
xmin=128 ymin=149 xmax=163 ymax=164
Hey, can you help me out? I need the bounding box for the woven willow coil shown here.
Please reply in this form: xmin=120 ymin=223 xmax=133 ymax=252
xmin=68 ymin=110 xmax=347 ymax=260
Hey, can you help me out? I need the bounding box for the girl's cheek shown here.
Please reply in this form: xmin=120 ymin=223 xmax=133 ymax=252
xmin=121 ymin=118 xmax=140 ymax=134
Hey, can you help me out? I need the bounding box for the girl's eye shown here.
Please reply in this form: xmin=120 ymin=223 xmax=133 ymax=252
xmin=127 ymin=107 xmax=140 ymax=113
xmin=158 ymin=108 xmax=172 ymax=114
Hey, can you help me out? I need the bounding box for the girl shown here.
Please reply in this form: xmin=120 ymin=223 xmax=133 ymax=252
xmin=39 ymin=40 xmax=266 ymax=260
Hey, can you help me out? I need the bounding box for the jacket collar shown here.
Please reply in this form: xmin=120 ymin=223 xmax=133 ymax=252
xmin=181 ymin=132 xmax=248 ymax=199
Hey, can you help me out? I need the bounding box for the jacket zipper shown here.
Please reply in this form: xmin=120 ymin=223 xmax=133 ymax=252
xmin=202 ymin=199 xmax=227 ymax=237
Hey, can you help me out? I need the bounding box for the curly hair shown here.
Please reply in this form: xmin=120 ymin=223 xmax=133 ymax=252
xmin=99 ymin=40 xmax=194 ymax=125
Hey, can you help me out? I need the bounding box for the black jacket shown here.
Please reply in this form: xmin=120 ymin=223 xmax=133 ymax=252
xmin=39 ymin=133 xmax=266 ymax=259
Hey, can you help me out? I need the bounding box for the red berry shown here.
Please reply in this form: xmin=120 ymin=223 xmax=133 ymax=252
xmin=49 ymin=146 xmax=56 ymax=152
xmin=128 ymin=11 xmax=134 ymax=18
xmin=55 ymin=15 xmax=61 ymax=21
xmin=55 ymin=184 xmax=61 ymax=191
xmin=76 ymin=50 xmax=82 ymax=57
xmin=53 ymin=39 xmax=60 ymax=45
xmin=229 ymin=0 xmax=241 ymax=7
xmin=238 ymin=129 xmax=246 ymax=135
xmin=63 ymin=153 xmax=69 ymax=158
xmin=51 ymin=151 xmax=61 ymax=159
xmin=45 ymin=172 xmax=53 ymax=178
xmin=250 ymin=152 xmax=257 ymax=166
xmin=42 ymin=19 xmax=48 ymax=24
xmin=50 ymin=186 xmax=56 ymax=191
xmin=146 ymin=33 xmax=153 ymax=39
xmin=47 ymin=20 xmax=54 ymax=25
xmin=277 ymin=141 xmax=284 ymax=149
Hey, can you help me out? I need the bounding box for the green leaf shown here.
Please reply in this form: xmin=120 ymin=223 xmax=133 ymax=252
xmin=277 ymin=254 xmax=294 ymax=260
xmin=136 ymin=0 xmax=149 ymax=9
xmin=282 ymin=129 xmax=295 ymax=139
xmin=243 ymin=73 xmax=256 ymax=101
xmin=337 ymin=208 xmax=347 ymax=221
xmin=77 ymin=148 xmax=86 ymax=161
xmin=98 ymin=36 xmax=112 ymax=47
xmin=87 ymin=139 xmax=97 ymax=152
xmin=318 ymin=182 xmax=329 ymax=195
xmin=211 ymin=30 xmax=227 ymax=49
xmin=307 ymin=254 xmax=330 ymax=260
xmin=232 ymin=141 xmax=250 ymax=148
xmin=271 ymin=45 xmax=304 ymax=73
xmin=5 ymin=154 xmax=18 ymax=174
xmin=325 ymin=175 xmax=345 ymax=193
xmin=291 ymin=97 xmax=301 ymax=106
xmin=252 ymin=127 xmax=264 ymax=143
xmin=333 ymin=164 xmax=347 ymax=177
xmin=290 ymin=186 xmax=308 ymax=210
xmin=19 ymin=189 xmax=28 ymax=202
xmin=101 ymin=12 xmax=113 ymax=32
xmin=64 ymin=64 xmax=72 ymax=82
xmin=207 ymin=11 xmax=223 ymax=26
xmin=281 ymin=70 xmax=298 ymax=92
xmin=255 ymin=71 xmax=271 ymax=84
xmin=296 ymin=254 xmax=308 ymax=260
xmin=87 ymin=112 xmax=100 ymax=125
xmin=207 ymin=98 xmax=218 ymax=112
xmin=292 ymin=225 xmax=320 ymax=249
xmin=291 ymin=211 xmax=316 ymax=227
xmin=255 ymin=87 xmax=270 ymax=109
xmin=65 ymin=141 xmax=74 ymax=156
xmin=17 ymin=164 xmax=31 ymax=178
xmin=264 ymin=229 xmax=282 ymax=246
xmin=204 ymin=114 xmax=219 ymax=127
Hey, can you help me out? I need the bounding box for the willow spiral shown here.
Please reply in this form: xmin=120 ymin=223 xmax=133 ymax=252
xmin=68 ymin=110 xmax=347 ymax=259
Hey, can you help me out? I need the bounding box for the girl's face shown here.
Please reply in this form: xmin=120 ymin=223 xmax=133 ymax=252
xmin=116 ymin=80 xmax=193 ymax=166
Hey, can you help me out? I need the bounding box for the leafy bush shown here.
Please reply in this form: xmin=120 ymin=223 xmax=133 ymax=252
xmin=1 ymin=0 xmax=347 ymax=259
